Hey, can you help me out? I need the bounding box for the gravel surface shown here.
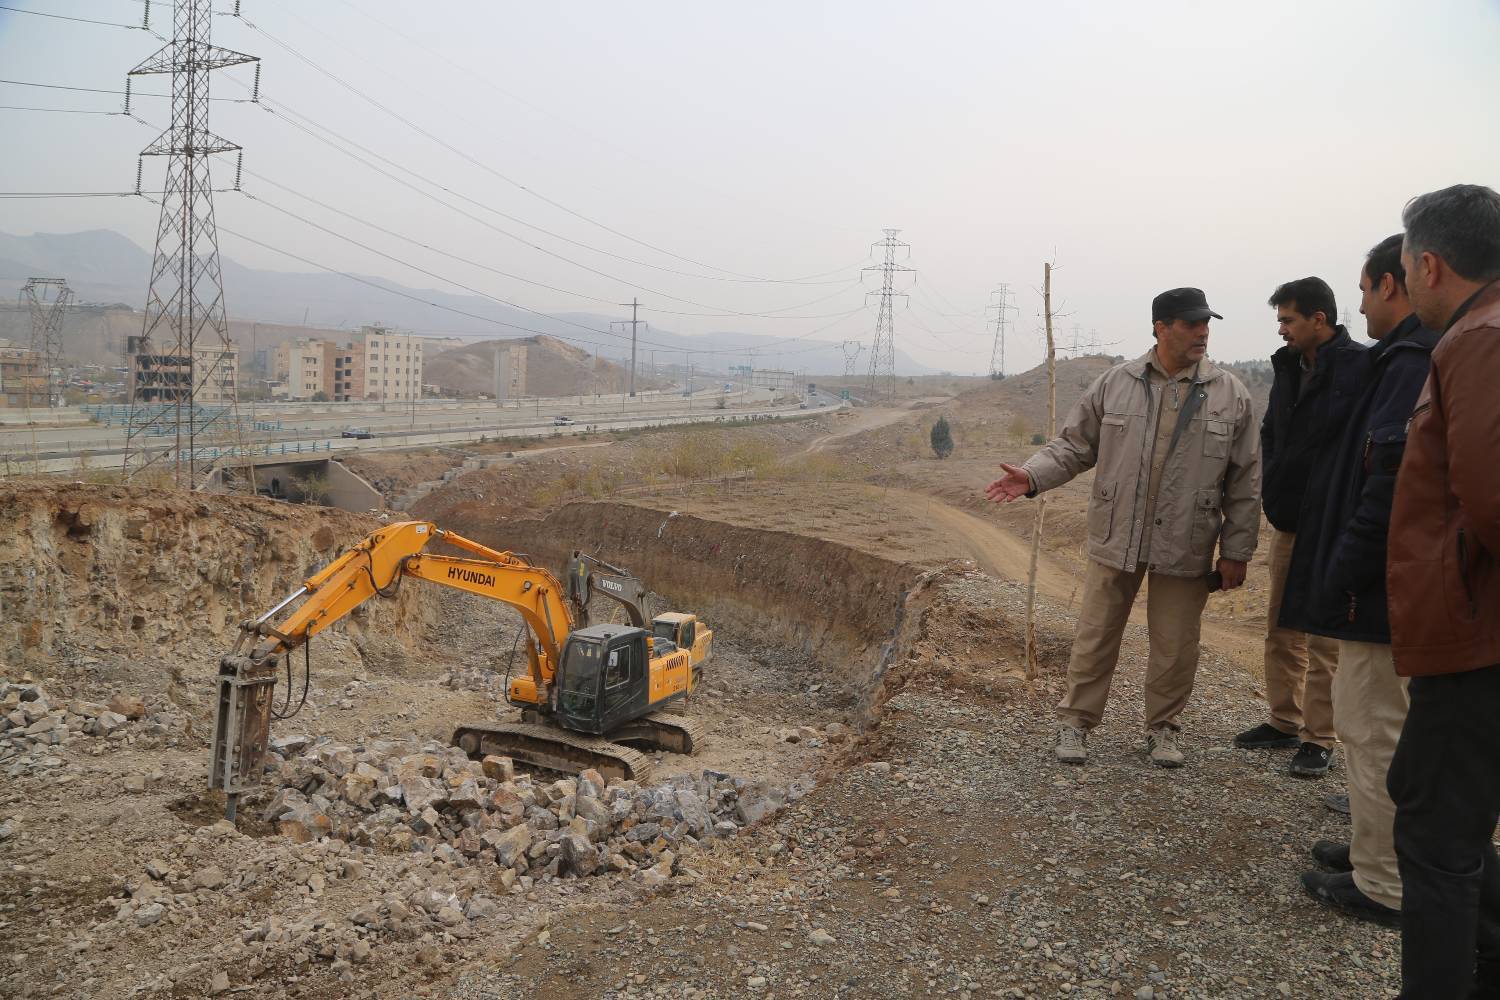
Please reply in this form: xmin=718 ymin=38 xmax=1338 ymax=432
xmin=449 ymin=620 xmax=1396 ymax=1000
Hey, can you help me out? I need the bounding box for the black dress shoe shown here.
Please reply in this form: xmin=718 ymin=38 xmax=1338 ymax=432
xmin=1311 ymin=840 xmax=1352 ymax=872
xmin=1290 ymin=742 xmax=1334 ymax=778
xmin=1300 ymin=870 xmax=1399 ymax=927
xmin=1233 ymin=722 xmax=1301 ymax=749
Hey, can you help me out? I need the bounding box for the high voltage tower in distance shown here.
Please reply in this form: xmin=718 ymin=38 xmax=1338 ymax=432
xmin=840 ymin=339 xmax=864 ymax=379
xmin=122 ymin=0 xmax=260 ymax=487
xmin=863 ymin=229 xmax=913 ymax=397
xmin=22 ymin=278 xmax=73 ymax=409
xmin=986 ymin=283 xmax=1017 ymax=379
xmin=610 ymin=298 xmax=645 ymax=397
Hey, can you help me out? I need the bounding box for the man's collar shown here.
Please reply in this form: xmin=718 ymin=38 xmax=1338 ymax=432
xmin=1444 ymin=280 xmax=1500 ymax=332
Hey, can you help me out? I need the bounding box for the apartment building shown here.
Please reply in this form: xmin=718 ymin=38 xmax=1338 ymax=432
xmin=126 ymin=337 xmax=239 ymax=406
xmin=0 ymin=343 xmax=44 ymax=408
xmin=271 ymin=338 xmax=326 ymax=400
xmin=357 ymin=326 xmax=423 ymax=403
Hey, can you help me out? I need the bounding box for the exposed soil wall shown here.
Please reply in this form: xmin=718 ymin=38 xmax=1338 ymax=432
xmin=446 ymin=500 xmax=928 ymax=696
xmin=0 ymin=484 xmax=439 ymax=692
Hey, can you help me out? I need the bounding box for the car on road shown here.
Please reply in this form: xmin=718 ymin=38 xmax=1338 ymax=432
xmin=341 ymin=428 xmax=374 ymax=439
xmin=553 ymin=415 xmax=574 ymax=426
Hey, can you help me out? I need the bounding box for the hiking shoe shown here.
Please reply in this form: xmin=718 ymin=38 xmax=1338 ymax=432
xmin=1146 ymin=726 xmax=1185 ymax=768
xmin=1290 ymin=742 xmax=1334 ymax=778
xmin=1233 ymin=722 xmax=1301 ymax=749
xmin=1324 ymin=793 xmax=1351 ymax=816
xmin=1300 ymin=870 xmax=1399 ymax=927
xmin=1054 ymin=724 xmax=1087 ymax=764
xmin=1311 ymin=840 xmax=1353 ymax=872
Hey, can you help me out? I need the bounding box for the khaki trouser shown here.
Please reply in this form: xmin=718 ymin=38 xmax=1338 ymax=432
xmin=1057 ymin=559 xmax=1210 ymax=730
xmin=1263 ymin=528 xmax=1340 ymax=746
xmin=1334 ymin=639 xmax=1409 ymax=910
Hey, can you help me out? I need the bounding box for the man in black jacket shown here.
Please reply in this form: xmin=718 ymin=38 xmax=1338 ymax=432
xmin=1279 ymin=236 xmax=1439 ymax=925
xmin=1234 ymin=277 xmax=1366 ymax=777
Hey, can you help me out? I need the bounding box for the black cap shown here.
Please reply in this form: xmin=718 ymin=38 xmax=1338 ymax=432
xmin=1152 ymin=287 xmax=1223 ymax=323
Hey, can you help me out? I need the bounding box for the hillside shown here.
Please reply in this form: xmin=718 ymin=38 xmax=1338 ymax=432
xmin=423 ymin=335 xmax=667 ymax=398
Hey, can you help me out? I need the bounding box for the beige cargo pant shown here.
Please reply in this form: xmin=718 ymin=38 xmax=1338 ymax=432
xmin=1334 ymin=640 xmax=1408 ymax=910
xmin=1264 ymin=528 xmax=1340 ymax=746
xmin=1056 ymin=559 xmax=1210 ymax=731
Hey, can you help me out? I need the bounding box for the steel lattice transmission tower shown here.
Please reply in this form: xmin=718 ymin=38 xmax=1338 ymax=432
xmin=840 ymin=339 xmax=864 ymax=380
xmin=862 ymin=229 xmax=912 ymax=396
xmin=22 ymin=278 xmax=73 ymax=409
xmin=985 ymin=283 xmax=1017 ymax=379
xmin=122 ymin=0 xmax=259 ymax=486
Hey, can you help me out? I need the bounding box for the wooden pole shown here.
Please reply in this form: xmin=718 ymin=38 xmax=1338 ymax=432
xmin=1024 ymin=262 xmax=1057 ymax=678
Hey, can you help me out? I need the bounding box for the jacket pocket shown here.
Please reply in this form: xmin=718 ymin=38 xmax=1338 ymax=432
xmin=1089 ymin=481 xmax=1117 ymax=544
xmin=1454 ymin=526 xmax=1479 ymax=622
xmin=1190 ymin=489 xmax=1222 ymax=557
xmin=1202 ymin=420 xmax=1230 ymax=459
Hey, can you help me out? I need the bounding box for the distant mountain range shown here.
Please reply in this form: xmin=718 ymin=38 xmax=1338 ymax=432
xmin=0 ymin=229 xmax=937 ymax=375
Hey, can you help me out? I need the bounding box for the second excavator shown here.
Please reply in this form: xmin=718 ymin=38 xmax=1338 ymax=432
xmin=210 ymin=521 xmax=710 ymax=818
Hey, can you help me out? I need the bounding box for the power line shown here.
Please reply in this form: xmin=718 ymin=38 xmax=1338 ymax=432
xmin=0 ymin=77 xmax=251 ymax=101
xmin=195 ymin=97 xmax=864 ymax=316
xmin=226 ymin=87 xmax=861 ymax=289
xmin=0 ymin=189 xmax=234 ymax=198
xmin=210 ymin=218 xmax=865 ymax=358
xmin=0 ymin=4 xmax=151 ymax=31
xmin=232 ymin=15 xmax=839 ymax=285
xmin=0 ymin=105 xmax=122 ymax=114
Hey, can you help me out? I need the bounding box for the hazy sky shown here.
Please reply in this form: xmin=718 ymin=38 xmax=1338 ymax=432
xmin=3 ymin=0 xmax=1499 ymax=373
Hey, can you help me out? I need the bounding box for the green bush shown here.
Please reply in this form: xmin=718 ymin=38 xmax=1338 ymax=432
xmin=930 ymin=416 xmax=954 ymax=459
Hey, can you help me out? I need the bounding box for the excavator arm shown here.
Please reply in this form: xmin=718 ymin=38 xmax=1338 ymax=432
xmin=565 ymin=551 xmax=648 ymax=628
xmin=210 ymin=520 xmax=574 ymax=811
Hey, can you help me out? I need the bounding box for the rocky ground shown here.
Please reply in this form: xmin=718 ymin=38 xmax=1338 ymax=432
xmin=0 ymin=385 xmax=1404 ymax=998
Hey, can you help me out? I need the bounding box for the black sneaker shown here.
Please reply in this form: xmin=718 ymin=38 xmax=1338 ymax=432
xmin=1233 ymin=723 xmax=1301 ymax=749
xmin=1290 ymin=742 xmax=1334 ymax=778
xmin=1324 ymin=793 xmax=1351 ymax=816
xmin=1300 ymin=870 xmax=1399 ymax=927
xmin=1311 ymin=840 xmax=1352 ymax=872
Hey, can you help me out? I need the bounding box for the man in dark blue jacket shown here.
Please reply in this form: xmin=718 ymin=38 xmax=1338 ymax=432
xmin=1279 ymin=236 xmax=1439 ymax=925
xmin=1234 ymin=277 xmax=1366 ymax=778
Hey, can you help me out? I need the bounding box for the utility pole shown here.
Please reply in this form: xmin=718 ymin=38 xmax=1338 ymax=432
xmin=122 ymin=0 xmax=259 ymax=486
xmin=1024 ymin=262 xmax=1058 ymax=679
xmin=863 ymin=229 xmax=913 ymax=398
xmin=985 ymin=283 xmax=1016 ymax=379
xmin=611 ymin=298 xmax=643 ymax=398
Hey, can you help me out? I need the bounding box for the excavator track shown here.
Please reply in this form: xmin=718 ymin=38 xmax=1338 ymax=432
xmin=610 ymin=710 xmax=708 ymax=756
xmin=452 ymin=722 xmax=653 ymax=783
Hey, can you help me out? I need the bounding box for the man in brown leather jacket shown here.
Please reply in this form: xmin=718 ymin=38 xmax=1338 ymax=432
xmin=1385 ymin=183 xmax=1500 ymax=998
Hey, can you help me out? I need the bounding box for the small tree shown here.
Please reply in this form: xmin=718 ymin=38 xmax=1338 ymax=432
xmin=930 ymin=416 xmax=954 ymax=459
xmin=311 ymin=390 xmax=330 ymax=402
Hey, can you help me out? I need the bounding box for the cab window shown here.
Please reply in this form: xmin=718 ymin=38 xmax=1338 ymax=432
xmin=604 ymin=645 xmax=632 ymax=690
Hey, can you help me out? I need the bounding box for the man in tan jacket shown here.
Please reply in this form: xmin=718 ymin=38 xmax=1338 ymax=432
xmin=986 ymin=288 xmax=1260 ymax=767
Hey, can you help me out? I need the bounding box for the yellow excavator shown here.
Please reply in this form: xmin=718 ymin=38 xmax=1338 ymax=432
xmin=564 ymin=550 xmax=714 ymax=682
xmin=210 ymin=521 xmax=708 ymax=819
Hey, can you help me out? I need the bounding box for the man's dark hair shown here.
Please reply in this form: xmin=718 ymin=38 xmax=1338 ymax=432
xmin=1363 ymin=234 xmax=1406 ymax=291
xmin=1268 ymin=276 xmax=1338 ymax=325
xmin=1402 ymin=184 xmax=1500 ymax=283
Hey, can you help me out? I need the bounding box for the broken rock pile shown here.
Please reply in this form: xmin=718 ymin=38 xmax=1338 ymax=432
xmin=0 ymin=680 xmax=175 ymax=777
xmin=255 ymin=737 xmax=812 ymax=886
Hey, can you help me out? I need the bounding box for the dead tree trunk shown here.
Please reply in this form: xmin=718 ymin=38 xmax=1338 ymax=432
xmin=1024 ymin=262 xmax=1057 ymax=678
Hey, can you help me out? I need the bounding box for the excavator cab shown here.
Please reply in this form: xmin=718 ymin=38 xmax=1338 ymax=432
xmin=554 ymin=624 xmax=654 ymax=736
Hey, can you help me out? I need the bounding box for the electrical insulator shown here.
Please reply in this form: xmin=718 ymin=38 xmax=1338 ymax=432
xmin=124 ymin=78 xmax=132 ymax=115
xmin=134 ymin=159 xmax=144 ymax=196
xmin=251 ymin=63 xmax=262 ymax=102
xmin=235 ymin=151 xmax=244 ymax=191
